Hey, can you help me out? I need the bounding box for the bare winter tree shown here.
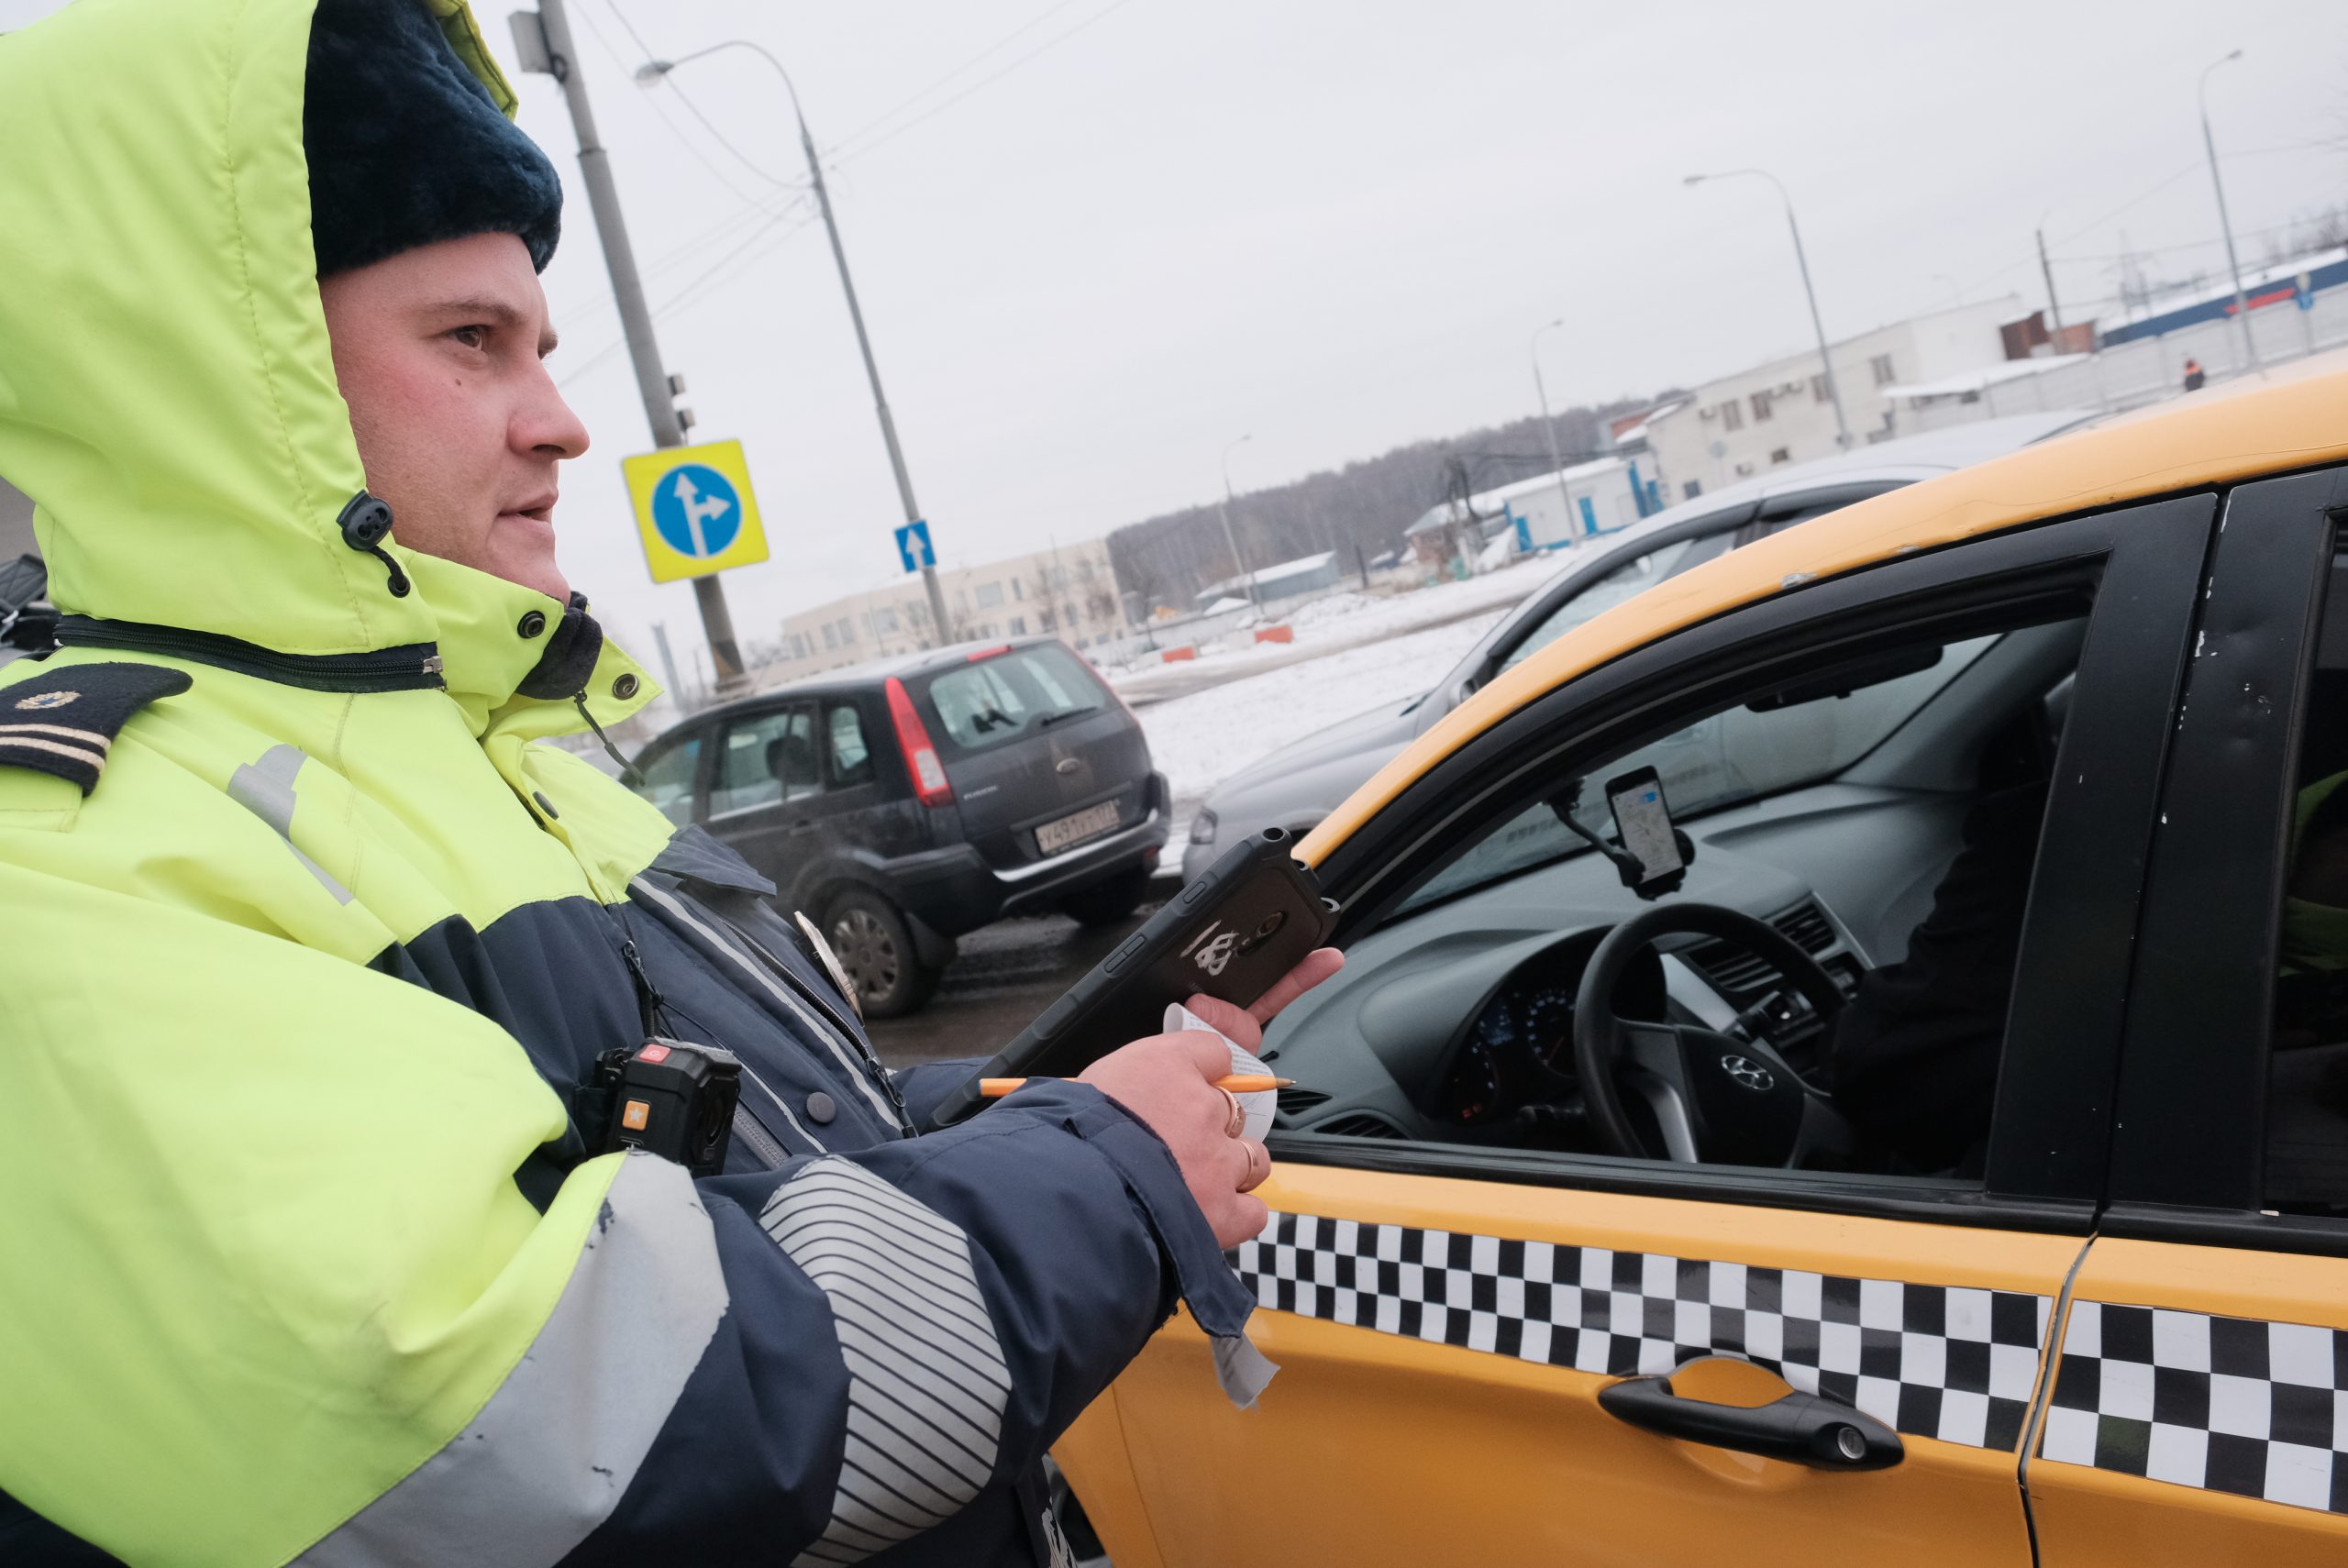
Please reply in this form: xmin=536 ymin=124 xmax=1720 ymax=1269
xmin=1105 ymin=395 xmax=1660 ymax=610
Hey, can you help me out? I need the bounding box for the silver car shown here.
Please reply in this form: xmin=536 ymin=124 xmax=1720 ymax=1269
xmin=1181 ymin=412 xmax=2100 ymax=881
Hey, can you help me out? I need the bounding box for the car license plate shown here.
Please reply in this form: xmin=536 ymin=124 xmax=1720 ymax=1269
xmin=1036 ymin=801 xmax=1120 ymax=854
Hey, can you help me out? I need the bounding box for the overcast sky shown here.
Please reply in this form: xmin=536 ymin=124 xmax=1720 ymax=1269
xmin=6 ymin=0 xmax=2343 ymax=668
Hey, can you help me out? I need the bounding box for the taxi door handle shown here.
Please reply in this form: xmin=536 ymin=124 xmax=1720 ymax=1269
xmin=1598 ymin=1374 xmax=1903 ymax=1471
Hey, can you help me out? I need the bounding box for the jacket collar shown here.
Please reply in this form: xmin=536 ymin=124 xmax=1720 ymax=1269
xmin=407 ymin=552 xmax=658 ymax=742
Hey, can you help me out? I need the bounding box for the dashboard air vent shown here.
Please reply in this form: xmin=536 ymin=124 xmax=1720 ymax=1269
xmin=1276 ymin=1085 xmax=1333 ymax=1118
xmin=1314 ymin=1112 xmax=1404 ymax=1140
xmin=1682 ymin=901 xmax=1836 ymax=1001
xmin=1772 ymin=900 xmax=1835 ymax=955
xmin=1683 ymin=943 xmax=1778 ymax=997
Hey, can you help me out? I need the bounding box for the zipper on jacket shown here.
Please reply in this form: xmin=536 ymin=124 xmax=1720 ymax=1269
xmin=607 ymin=915 xmax=808 ymax=1161
xmin=632 ymin=876 xmax=912 ymax=1135
xmin=617 ymin=938 xmax=668 ymax=1038
xmin=729 ymin=920 xmax=910 ymax=1126
xmin=54 ymin=615 xmax=445 ymax=693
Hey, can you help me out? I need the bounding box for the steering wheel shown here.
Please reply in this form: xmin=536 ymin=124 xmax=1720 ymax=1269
xmin=1573 ymin=903 xmax=1854 ymax=1166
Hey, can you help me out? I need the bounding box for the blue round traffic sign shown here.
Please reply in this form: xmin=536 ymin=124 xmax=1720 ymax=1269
xmin=650 ymin=463 xmax=743 ymax=558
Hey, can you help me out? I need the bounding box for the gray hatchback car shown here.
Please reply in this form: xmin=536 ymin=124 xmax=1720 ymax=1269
xmin=631 ymin=637 xmax=1169 ymax=1016
xmin=1182 ymin=413 xmax=2099 ymax=881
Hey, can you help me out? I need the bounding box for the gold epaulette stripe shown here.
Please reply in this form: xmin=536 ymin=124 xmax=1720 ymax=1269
xmin=0 ymin=734 xmax=107 ymax=768
xmin=0 ymin=722 xmax=113 ymax=750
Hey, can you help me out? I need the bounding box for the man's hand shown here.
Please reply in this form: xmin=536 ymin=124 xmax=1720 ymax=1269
xmin=1077 ymin=948 xmax=1343 ymax=1249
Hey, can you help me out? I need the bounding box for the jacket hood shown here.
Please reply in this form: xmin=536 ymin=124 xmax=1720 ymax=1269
xmin=0 ymin=0 xmax=648 ymax=722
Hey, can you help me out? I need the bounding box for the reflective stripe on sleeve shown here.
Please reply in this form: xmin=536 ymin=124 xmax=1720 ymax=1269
xmin=761 ymin=1158 xmax=1011 ymax=1565
xmin=226 ymin=744 xmax=353 ymax=903
xmin=294 ymin=1154 xmax=728 ymax=1568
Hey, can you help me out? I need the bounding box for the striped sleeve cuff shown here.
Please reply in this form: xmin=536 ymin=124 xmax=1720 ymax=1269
xmin=759 ymin=1159 xmax=1011 ymax=1566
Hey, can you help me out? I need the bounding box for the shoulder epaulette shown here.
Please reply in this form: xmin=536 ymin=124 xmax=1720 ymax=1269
xmin=0 ymin=662 xmax=191 ymax=794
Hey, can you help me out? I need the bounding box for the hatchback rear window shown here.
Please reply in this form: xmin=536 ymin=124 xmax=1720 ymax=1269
xmin=922 ymin=643 xmax=1106 ymax=753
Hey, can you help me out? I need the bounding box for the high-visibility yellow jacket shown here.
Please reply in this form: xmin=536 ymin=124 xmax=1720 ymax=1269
xmin=0 ymin=3 xmax=1251 ymax=1563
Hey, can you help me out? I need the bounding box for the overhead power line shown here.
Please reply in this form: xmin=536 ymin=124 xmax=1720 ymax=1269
xmin=588 ymin=0 xmax=798 ymax=190
xmin=559 ymin=201 xmax=822 ymax=388
xmin=826 ymin=0 xmax=1145 ymax=168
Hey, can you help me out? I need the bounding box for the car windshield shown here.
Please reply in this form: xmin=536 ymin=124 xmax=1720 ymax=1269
xmin=1400 ymin=632 xmax=1997 ymax=912
xmin=1495 ymin=530 xmax=1737 ymax=675
xmin=921 ymin=643 xmax=1105 ymax=753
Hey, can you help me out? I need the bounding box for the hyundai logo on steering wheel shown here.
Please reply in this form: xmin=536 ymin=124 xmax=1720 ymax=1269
xmin=1719 ymin=1054 xmax=1776 ymax=1092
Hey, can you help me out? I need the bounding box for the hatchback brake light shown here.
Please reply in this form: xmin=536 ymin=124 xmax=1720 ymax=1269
xmin=966 ymin=644 xmax=1013 ymax=663
xmin=884 ymin=677 xmax=955 ymax=808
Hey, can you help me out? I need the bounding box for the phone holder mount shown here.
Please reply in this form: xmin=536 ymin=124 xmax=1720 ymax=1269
xmin=1548 ymin=779 xmax=1693 ymax=901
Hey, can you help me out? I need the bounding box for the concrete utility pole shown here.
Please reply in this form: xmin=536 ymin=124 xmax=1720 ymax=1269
xmin=1217 ymin=435 xmax=1258 ymax=617
xmin=516 ymin=2 xmax=746 ymax=693
xmin=1530 ymin=318 xmax=1575 ymax=542
xmin=2034 ymin=226 xmax=2065 ymax=335
xmin=1686 ymin=169 xmax=1853 ymax=449
xmin=648 ymin=620 xmax=685 ymax=704
xmin=637 ymin=41 xmax=953 ymax=646
xmin=2198 ymin=50 xmax=2263 ymax=378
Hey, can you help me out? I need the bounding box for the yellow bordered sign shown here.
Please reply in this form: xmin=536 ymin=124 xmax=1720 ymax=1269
xmin=621 ymin=438 xmax=770 ymax=583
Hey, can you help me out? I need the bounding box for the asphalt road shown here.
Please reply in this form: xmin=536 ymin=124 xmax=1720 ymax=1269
xmin=863 ymin=891 xmax=1168 ymax=1068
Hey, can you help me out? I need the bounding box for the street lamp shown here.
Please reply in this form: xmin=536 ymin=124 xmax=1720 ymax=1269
xmin=1685 ymin=169 xmax=1853 ymax=449
xmin=2198 ymin=50 xmax=2262 ymax=378
xmin=1217 ymin=435 xmax=1258 ymax=617
xmin=637 ymin=42 xmax=956 ymax=644
xmin=1530 ymin=319 xmax=1576 ymax=545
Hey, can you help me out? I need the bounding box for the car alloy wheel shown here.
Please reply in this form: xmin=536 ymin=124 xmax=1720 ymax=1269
xmin=831 ymin=906 xmax=900 ymax=1002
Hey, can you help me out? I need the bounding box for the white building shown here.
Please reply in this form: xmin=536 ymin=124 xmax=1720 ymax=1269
xmin=1193 ymin=551 xmax=1344 ymax=610
xmin=1404 ymin=455 xmax=1651 ymax=557
xmin=760 ymin=536 xmax=1127 ymax=681
xmin=1646 ymin=296 xmax=2025 ymax=501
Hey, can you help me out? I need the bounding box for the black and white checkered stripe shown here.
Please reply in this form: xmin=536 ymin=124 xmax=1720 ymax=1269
xmin=2039 ymin=1300 xmax=2348 ymax=1515
xmin=1234 ymin=1210 xmax=2050 ymax=1451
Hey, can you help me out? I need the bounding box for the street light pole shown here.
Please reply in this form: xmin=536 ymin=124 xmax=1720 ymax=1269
xmin=2198 ymin=50 xmax=2263 ymax=379
xmin=1686 ymin=169 xmax=1853 ymax=449
xmin=1217 ymin=435 xmax=1257 ymax=617
xmin=523 ymin=1 xmax=747 ymax=691
xmin=1530 ymin=318 xmax=1575 ymax=545
xmin=638 ymin=41 xmax=954 ymax=645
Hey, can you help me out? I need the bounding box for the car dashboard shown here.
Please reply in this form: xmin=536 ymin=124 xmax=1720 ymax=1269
xmin=1257 ymin=782 xmax=1940 ymax=1154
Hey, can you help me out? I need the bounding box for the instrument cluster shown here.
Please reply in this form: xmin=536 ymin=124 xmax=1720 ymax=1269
xmin=1432 ymin=944 xmax=1669 ymax=1129
xmin=1435 ymin=979 xmax=1584 ymax=1126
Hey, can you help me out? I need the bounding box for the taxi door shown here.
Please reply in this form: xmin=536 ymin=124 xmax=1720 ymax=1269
xmin=2023 ymin=469 xmax=2348 ymax=1563
xmin=1058 ymin=499 xmax=2215 ymax=1566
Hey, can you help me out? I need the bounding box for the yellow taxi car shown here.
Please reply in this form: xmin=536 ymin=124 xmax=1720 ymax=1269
xmin=1055 ymin=361 xmax=2348 ymax=1566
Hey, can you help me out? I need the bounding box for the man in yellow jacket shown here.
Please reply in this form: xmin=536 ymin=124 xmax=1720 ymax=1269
xmin=0 ymin=1 xmax=1334 ymax=1562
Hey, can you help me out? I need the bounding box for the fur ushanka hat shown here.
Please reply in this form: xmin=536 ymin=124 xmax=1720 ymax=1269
xmin=305 ymin=0 xmax=562 ymax=278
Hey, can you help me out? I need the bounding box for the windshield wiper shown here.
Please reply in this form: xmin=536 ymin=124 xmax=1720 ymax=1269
xmin=1036 ymin=705 xmax=1102 ymax=729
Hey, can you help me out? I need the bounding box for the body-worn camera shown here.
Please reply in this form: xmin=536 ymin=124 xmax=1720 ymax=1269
xmin=574 ymin=1038 xmax=741 ymax=1177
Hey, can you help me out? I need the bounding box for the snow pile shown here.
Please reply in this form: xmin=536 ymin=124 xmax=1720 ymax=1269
xmin=1138 ymin=606 xmax=1510 ymax=845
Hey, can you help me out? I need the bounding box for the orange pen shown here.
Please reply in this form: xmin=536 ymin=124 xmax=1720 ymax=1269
xmin=979 ymin=1073 xmax=1291 ymax=1099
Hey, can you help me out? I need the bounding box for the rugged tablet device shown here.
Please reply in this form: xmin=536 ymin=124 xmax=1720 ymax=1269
xmin=926 ymin=828 xmax=1337 ymax=1130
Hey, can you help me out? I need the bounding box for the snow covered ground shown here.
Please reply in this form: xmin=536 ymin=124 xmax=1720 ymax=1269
xmin=1137 ymin=601 xmax=1512 ymax=847
xmin=1108 ymin=556 xmax=1553 ymax=700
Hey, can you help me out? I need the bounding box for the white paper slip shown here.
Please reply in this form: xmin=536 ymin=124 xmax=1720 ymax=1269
xmin=1165 ymin=1002 xmax=1277 ymax=1141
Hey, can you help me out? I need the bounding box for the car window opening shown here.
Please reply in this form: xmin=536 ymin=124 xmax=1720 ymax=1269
xmin=1276 ymin=606 xmax=2092 ymax=1192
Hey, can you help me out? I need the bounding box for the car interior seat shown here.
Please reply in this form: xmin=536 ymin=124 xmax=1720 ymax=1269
xmin=767 ymin=732 xmax=820 ymax=792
